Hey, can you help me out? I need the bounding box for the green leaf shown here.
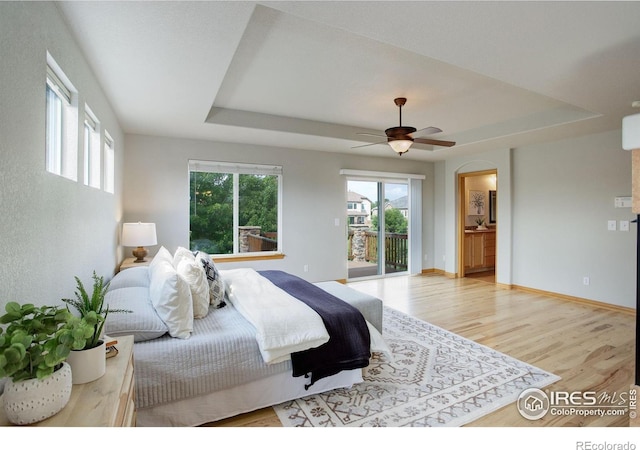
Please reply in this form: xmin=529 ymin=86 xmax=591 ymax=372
xmin=0 ymin=311 xmax=22 ymax=324
xmin=11 ymin=331 xmax=32 ymax=348
xmin=36 ymin=365 xmax=54 ymax=380
xmin=55 ymin=343 xmax=71 ymax=359
xmin=43 ymin=350 xmax=61 ymax=367
xmin=5 ymin=302 xmax=21 ymax=314
xmin=20 ymin=304 xmax=35 ymax=316
xmin=4 ymin=346 xmax=21 ymax=363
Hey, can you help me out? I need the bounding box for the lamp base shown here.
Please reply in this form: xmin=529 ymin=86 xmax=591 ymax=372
xmin=132 ymin=246 xmax=148 ymax=263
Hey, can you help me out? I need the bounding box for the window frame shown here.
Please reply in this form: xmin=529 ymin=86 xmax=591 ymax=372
xmin=45 ymin=53 xmax=78 ymax=181
xmin=103 ymin=131 xmax=115 ymax=194
xmin=83 ymin=104 xmax=101 ymax=189
xmin=188 ymin=160 xmax=283 ymax=259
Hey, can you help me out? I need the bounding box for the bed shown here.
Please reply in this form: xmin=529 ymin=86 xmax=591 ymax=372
xmin=104 ymin=247 xmax=385 ymax=427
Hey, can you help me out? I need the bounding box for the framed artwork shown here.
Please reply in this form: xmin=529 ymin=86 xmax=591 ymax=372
xmin=469 ymin=190 xmax=485 ymax=215
xmin=489 ymin=190 xmax=497 ymax=224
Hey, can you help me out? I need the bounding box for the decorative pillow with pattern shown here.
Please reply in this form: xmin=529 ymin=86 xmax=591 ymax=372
xmin=196 ymin=251 xmax=226 ymax=309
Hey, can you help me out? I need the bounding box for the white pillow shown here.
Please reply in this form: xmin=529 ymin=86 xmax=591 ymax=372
xmin=176 ymin=258 xmax=210 ymax=319
xmin=149 ymin=259 xmax=194 ymax=339
xmin=150 ymin=246 xmax=173 ymax=273
xmin=173 ymin=246 xmax=195 ymax=268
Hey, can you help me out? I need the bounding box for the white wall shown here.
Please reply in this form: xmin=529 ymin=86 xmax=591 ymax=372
xmin=434 ymin=130 xmax=633 ymax=308
xmin=123 ymin=134 xmax=435 ymax=282
xmin=512 ymin=130 xmax=634 ymax=308
xmin=0 ymin=2 xmax=124 ymax=312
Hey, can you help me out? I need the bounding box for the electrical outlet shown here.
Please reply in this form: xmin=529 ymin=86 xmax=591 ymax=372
xmin=583 ymin=276 xmax=590 ymax=286
xmin=303 ymin=264 xmax=309 ymax=272
xmin=608 ymin=220 xmax=617 ymax=231
xmin=620 ymin=220 xmax=630 ymax=231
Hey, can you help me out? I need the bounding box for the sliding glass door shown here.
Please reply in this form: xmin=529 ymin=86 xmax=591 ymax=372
xmin=347 ymin=179 xmax=409 ymax=279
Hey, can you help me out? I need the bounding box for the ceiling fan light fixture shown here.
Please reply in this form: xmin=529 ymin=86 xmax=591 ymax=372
xmin=388 ymin=139 xmax=413 ymax=155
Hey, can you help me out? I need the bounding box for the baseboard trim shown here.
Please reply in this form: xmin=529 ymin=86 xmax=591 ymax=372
xmin=511 ymin=284 xmax=635 ymax=315
xmin=419 ymin=269 xmax=635 ymax=315
xmin=423 ymin=268 xmax=457 ymax=278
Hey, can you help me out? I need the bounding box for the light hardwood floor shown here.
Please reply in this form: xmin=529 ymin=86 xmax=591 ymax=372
xmin=206 ymin=273 xmax=636 ymax=427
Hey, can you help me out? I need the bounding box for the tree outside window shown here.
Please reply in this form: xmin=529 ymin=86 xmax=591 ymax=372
xmin=189 ymin=162 xmax=281 ymax=255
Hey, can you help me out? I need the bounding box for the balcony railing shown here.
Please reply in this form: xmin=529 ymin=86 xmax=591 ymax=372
xmin=348 ymin=229 xmax=408 ymax=271
xmin=245 ymin=233 xmax=277 ymax=252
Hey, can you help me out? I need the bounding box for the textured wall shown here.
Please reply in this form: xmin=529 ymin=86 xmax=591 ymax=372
xmin=0 ymin=3 xmax=124 ymax=312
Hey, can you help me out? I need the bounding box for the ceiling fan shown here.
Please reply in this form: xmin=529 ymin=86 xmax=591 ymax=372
xmin=353 ymin=97 xmax=455 ymax=155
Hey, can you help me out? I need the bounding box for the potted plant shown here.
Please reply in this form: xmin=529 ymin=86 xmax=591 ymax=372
xmin=475 ymin=217 xmax=487 ymax=230
xmin=0 ymin=302 xmax=94 ymax=424
xmin=62 ymin=271 xmax=130 ymax=384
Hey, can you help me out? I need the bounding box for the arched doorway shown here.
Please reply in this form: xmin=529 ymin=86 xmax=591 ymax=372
xmin=457 ymin=169 xmax=497 ymax=282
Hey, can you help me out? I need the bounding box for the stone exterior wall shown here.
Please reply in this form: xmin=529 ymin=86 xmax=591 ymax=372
xmin=239 ymin=226 xmax=261 ymax=253
xmin=352 ymin=229 xmax=366 ymax=262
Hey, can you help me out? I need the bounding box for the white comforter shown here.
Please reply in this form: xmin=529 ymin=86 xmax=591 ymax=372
xmin=220 ymin=268 xmax=330 ymax=364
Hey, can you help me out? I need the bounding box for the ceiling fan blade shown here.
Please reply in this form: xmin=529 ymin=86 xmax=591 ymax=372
xmin=351 ymin=141 xmax=387 ymax=149
xmin=356 ymin=132 xmax=386 ymax=138
xmin=413 ymin=138 xmax=456 ymax=147
xmin=413 ymin=126 xmax=442 ymax=136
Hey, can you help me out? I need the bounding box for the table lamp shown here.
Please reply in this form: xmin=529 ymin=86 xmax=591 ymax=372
xmin=121 ymin=222 xmax=157 ymax=262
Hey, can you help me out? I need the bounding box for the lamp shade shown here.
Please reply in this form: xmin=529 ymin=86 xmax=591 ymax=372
xmin=388 ymin=139 xmax=413 ymax=154
xmin=121 ymin=222 xmax=157 ymax=247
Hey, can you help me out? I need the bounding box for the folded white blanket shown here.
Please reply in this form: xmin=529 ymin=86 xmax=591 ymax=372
xmin=220 ymin=268 xmax=330 ymax=364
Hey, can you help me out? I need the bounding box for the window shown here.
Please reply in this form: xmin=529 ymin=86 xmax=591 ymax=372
xmin=45 ymin=53 xmax=78 ymax=180
xmin=189 ymin=160 xmax=282 ymax=256
xmin=104 ymin=131 xmax=115 ymax=194
xmin=83 ymin=105 xmax=101 ymax=189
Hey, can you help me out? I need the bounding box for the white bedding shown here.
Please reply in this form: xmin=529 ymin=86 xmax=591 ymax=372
xmin=220 ymin=268 xmax=330 ymax=364
xmin=107 ymin=263 xmax=387 ymax=426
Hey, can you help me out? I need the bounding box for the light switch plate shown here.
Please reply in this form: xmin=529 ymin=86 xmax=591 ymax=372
xmin=620 ymin=220 xmax=630 ymax=231
xmin=608 ymin=220 xmax=617 ymax=231
xmin=614 ymin=196 xmax=632 ymax=208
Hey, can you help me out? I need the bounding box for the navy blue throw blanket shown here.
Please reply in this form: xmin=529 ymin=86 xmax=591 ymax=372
xmin=258 ymin=270 xmax=371 ymax=389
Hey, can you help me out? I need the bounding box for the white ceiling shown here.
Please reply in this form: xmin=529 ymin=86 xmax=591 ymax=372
xmin=56 ymin=1 xmax=640 ymax=161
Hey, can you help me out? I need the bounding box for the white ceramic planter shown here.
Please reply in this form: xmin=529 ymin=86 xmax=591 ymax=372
xmin=66 ymin=340 xmax=106 ymax=384
xmin=3 ymin=361 xmax=73 ymax=425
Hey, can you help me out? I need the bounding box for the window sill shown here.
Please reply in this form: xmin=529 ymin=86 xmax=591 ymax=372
xmin=213 ymin=253 xmax=285 ymax=264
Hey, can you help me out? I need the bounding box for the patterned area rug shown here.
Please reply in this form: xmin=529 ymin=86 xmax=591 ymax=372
xmin=274 ymin=306 xmax=560 ymax=427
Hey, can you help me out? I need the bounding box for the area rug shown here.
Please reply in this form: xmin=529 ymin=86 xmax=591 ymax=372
xmin=274 ymin=306 xmax=560 ymax=427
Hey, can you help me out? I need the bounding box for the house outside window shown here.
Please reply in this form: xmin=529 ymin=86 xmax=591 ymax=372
xmin=189 ymin=160 xmax=282 ymax=256
xmin=347 ymin=190 xmax=371 ymax=228
xmin=45 ymin=53 xmax=78 ymax=181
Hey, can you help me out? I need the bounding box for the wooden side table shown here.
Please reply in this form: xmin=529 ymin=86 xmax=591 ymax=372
xmin=0 ymin=335 xmax=136 ymax=427
xmin=119 ymin=257 xmax=152 ymax=272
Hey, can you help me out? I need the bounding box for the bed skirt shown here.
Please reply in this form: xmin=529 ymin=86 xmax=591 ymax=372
xmin=136 ymin=368 xmax=364 ymax=426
